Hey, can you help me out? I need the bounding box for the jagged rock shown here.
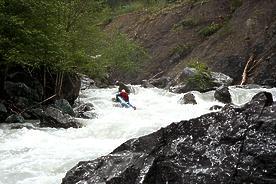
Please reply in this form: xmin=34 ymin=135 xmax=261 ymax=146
xmin=5 ymin=114 xmax=24 ymax=124
xmin=40 ymin=107 xmax=82 ymax=129
xmin=179 ymin=92 xmax=197 ymax=104
xmin=211 ymin=72 xmax=233 ymax=87
xmin=54 ymin=99 xmax=75 ymax=116
xmin=214 ymin=86 xmax=232 ymax=103
xmin=62 ymin=92 xmax=276 ymax=184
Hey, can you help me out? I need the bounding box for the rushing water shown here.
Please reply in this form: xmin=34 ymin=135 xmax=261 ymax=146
xmin=0 ymin=86 xmax=275 ymax=184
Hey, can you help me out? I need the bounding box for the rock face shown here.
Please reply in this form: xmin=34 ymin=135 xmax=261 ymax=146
xmin=62 ymin=92 xmax=276 ymax=184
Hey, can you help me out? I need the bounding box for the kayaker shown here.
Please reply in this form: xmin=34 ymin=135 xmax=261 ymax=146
xmin=116 ymin=89 xmax=129 ymax=102
xmin=115 ymin=81 xmax=130 ymax=94
xmin=115 ymin=89 xmax=136 ymax=110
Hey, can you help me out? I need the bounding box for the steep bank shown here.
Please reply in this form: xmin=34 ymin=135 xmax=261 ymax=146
xmin=106 ymin=0 xmax=276 ymax=85
xmin=62 ymin=91 xmax=276 ymax=184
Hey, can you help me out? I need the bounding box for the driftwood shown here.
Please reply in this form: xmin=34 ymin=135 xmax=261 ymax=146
xmin=240 ymin=55 xmax=263 ymax=85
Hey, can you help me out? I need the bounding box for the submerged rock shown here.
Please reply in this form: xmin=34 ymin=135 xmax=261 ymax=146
xmin=179 ymin=92 xmax=197 ymax=105
xmin=62 ymin=92 xmax=276 ymax=184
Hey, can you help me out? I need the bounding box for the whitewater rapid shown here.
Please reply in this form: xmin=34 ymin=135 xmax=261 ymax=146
xmin=0 ymin=86 xmax=275 ymax=184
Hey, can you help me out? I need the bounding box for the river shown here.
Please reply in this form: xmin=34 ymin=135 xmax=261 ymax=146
xmin=0 ymin=86 xmax=275 ymax=184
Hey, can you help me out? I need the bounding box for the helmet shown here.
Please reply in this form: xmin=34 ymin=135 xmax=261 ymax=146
xmin=121 ymin=89 xmax=126 ymax=92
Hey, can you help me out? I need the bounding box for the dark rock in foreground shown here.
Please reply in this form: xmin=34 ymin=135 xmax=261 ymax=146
xmin=62 ymin=92 xmax=276 ymax=184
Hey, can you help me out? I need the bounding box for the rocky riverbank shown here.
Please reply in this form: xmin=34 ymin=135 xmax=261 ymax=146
xmin=62 ymin=91 xmax=276 ymax=184
xmin=0 ymin=66 xmax=83 ymax=129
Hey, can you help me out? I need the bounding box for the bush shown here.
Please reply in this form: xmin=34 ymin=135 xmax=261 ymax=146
xmin=186 ymin=59 xmax=213 ymax=91
xmin=173 ymin=18 xmax=198 ymax=30
xmin=170 ymin=44 xmax=192 ymax=56
xmin=198 ymin=22 xmax=223 ymax=37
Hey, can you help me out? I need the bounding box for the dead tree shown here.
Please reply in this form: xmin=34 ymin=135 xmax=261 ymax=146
xmin=240 ymin=55 xmax=263 ymax=85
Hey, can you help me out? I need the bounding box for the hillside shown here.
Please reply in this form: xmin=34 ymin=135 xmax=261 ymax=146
xmin=105 ymin=0 xmax=276 ymax=86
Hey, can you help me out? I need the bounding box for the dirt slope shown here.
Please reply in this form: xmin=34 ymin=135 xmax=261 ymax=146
xmin=105 ymin=0 xmax=276 ymax=86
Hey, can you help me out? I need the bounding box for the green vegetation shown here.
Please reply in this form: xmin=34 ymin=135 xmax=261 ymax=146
xmin=198 ymin=22 xmax=223 ymax=37
xmin=186 ymin=58 xmax=213 ymax=91
xmin=0 ymin=0 xmax=148 ymax=80
xmin=173 ymin=18 xmax=198 ymax=30
xmin=188 ymin=0 xmax=209 ymax=6
xmin=230 ymin=0 xmax=243 ymax=12
xmin=107 ymin=0 xmax=173 ymax=13
xmin=170 ymin=44 xmax=192 ymax=56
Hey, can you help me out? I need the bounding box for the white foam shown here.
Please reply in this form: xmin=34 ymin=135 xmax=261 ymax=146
xmin=0 ymin=86 xmax=275 ymax=184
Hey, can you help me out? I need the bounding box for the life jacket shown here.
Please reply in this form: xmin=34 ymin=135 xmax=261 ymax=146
xmin=120 ymin=91 xmax=129 ymax=102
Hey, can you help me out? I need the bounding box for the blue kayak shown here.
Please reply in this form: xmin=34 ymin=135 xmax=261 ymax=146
xmin=117 ymin=96 xmax=136 ymax=110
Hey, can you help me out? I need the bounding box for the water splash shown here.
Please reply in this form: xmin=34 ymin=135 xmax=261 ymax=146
xmin=0 ymin=86 xmax=275 ymax=184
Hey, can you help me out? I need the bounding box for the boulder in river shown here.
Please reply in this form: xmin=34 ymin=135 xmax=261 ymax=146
xmin=179 ymin=92 xmax=197 ymax=105
xmin=62 ymin=91 xmax=276 ymax=184
xmin=214 ymin=86 xmax=232 ymax=104
xmin=40 ymin=107 xmax=82 ymax=129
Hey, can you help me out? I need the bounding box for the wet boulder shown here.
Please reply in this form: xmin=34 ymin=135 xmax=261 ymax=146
xmin=40 ymin=107 xmax=82 ymax=129
xmin=214 ymin=86 xmax=232 ymax=103
xmin=179 ymin=92 xmax=197 ymax=104
xmin=62 ymin=92 xmax=276 ymax=184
